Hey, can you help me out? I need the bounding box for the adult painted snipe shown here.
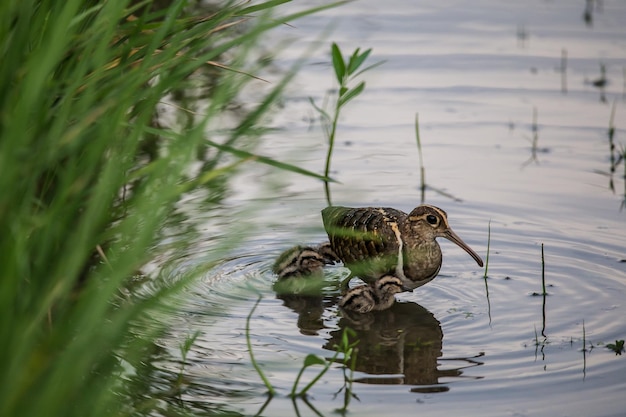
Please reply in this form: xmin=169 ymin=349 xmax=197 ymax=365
xmin=322 ymin=204 xmax=483 ymax=291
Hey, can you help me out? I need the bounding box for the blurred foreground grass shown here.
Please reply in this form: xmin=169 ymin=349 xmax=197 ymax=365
xmin=0 ymin=0 xmax=336 ymax=415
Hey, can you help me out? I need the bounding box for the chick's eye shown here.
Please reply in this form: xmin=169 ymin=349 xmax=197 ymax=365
xmin=426 ymin=215 xmax=438 ymax=225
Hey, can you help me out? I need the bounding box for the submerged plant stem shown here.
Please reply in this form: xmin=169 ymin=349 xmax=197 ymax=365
xmin=246 ymin=295 xmax=276 ymax=396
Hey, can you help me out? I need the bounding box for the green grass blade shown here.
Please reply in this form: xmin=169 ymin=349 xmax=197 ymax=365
xmin=347 ymin=48 xmax=371 ymax=74
xmin=239 ymin=0 xmax=291 ymax=15
xmin=338 ymin=81 xmax=365 ymax=107
xmin=351 ymin=59 xmax=387 ymax=79
xmin=331 ymin=42 xmax=346 ymax=83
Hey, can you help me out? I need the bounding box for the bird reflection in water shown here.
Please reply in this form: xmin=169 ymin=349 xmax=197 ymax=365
xmin=327 ymin=302 xmax=482 ymax=390
xmin=329 ymin=302 xmax=444 ymax=387
xmin=275 ymin=284 xmax=484 ymax=390
xmin=272 ymin=273 xmax=343 ymax=336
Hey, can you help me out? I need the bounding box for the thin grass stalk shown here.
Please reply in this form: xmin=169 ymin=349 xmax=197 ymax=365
xmin=582 ymin=322 xmax=588 ymax=379
xmin=336 ymin=344 xmax=358 ymax=414
xmin=415 ymin=113 xmax=426 ymax=203
xmin=561 ymin=48 xmax=567 ymax=93
xmin=608 ymin=100 xmax=617 ymax=174
xmin=623 ymin=67 xmax=626 ymax=100
xmin=345 ymin=349 xmax=358 ymax=408
xmin=176 ymin=331 xmax=201 ymax=388
xmin=297 ymin=355 xmax=337 ymax=397
xmin=246 ymin=296 xmax=276 ymax=396
xmin=582 ymin=319 xmax=587 ymax=352
xmin=323 ymin=101 xmax=341 ymax=206
xmin=541 ymin=244 xmax=545 ymax=293
xmin=534 ymin=325 xmax=540 ymax=346
xmin=541 ymin=243 xmax=548 ymax=337
xmin=291 ymin=367 xmax=307 ymax=398
xmin=621 ymin=146 xmax=626 ymax=210
xmin=532 ymin=106 xmax=539 ymax=151
xmin=483 ymin=220 xmax=492 ymax=324
xmin=296 ymin=327 xmax=356 ymax=398
xmin=483 ymin=220 xmax=491 ymax=279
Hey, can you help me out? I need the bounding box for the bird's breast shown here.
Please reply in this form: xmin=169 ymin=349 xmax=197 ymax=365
xmin=400 ymin=241 xmax=443 ymax=289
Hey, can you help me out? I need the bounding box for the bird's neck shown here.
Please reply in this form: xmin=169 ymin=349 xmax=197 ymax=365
xmin=401 ymin=235 xmax=442 ymax=284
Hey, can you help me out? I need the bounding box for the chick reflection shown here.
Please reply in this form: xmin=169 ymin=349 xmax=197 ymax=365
xmin=325 ymin=302 xmax=446 ymax=388
xmin=273 ymin=277 xmax=335 ymax=336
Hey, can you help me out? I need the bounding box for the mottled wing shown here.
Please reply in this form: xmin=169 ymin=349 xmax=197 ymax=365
xmin=321 ymin=206 xmax=407 ymax=282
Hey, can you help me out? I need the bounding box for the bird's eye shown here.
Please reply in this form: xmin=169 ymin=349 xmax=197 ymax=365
xmin=426 ymin=215 xmax=438 ymax=225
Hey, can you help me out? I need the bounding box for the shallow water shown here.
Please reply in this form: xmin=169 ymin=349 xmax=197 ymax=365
xmin=142 ymin=1 xmax=626 ymax=416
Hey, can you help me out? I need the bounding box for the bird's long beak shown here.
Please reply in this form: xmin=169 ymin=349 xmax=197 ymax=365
xmin=444 ymin=229 xmax=484 ymax=267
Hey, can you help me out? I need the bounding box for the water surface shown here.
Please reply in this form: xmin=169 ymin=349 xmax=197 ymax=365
xmin=142 ymin=1 xmax=626 ymax=416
